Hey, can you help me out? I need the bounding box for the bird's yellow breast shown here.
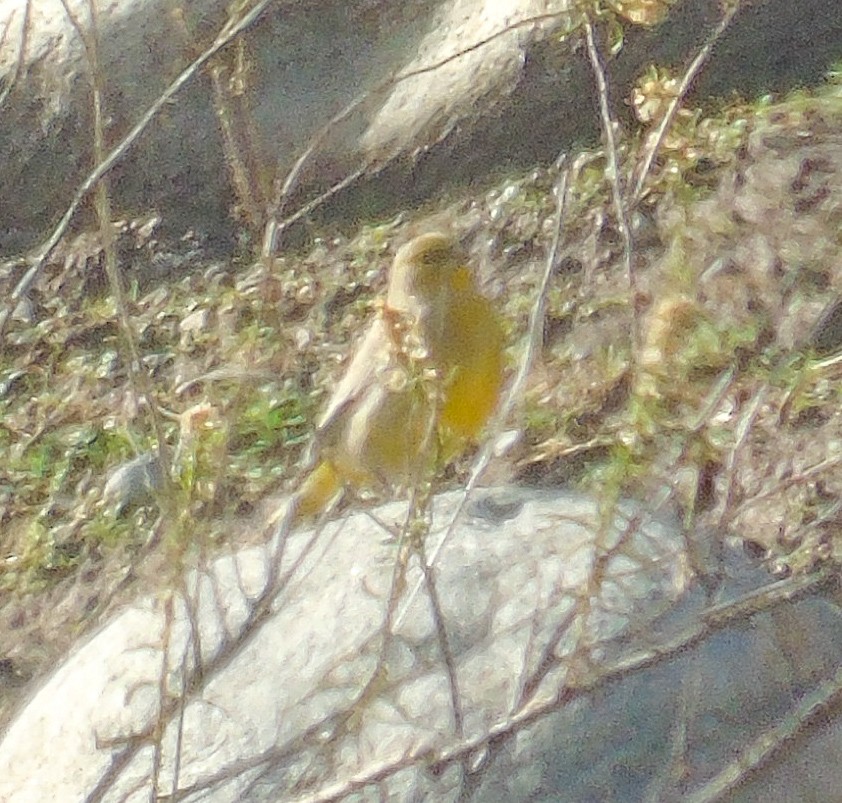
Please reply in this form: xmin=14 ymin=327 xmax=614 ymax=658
xmin=432 ymin=291 xmax=505 ymax=446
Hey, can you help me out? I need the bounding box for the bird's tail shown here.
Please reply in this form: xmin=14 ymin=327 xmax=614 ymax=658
xmin=291 ymin=460 xmax=343 ymax=523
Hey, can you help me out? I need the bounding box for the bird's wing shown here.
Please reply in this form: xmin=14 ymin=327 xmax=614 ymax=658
xmin=315 ymin=316 xmax=394 ymax=438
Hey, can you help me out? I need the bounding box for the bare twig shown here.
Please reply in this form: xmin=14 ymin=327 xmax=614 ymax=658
xmin=0 ymin=0 xmax=31 ymax=108
xmin=684 ymin=650 xmax=842 ymax=803
xmin=717 ymin=386 xmax=766 ymax=532
xmin=60 ymin=0 xmax=172 ymax=477
xmin=583 ymin=21 xmax=636 ymax=345
xmin=265 ymin=165 xmax=369 ymax=255
xmin=417 ymin=535 xmax=464 ymax=738
xmin=729 ymin=453 xmax=842 ymax=523
xmin=630 ymin=1 xmax=743 ymax=205
xmin=210 ymin=62 xmax=267 ymax=236
xmin=0 ymin=0 xmax=278 ymax=343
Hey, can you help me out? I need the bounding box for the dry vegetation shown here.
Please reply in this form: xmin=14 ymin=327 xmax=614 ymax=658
xmin=1 ymin=0 xmax=842 ymax=789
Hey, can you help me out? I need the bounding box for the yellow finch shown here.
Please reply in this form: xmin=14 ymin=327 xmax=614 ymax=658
xmin=292 ymin=232 xmax=505 ymax=521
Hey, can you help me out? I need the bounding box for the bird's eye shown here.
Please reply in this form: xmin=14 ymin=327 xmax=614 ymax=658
xmin=420 ymin=247 xmax=450 ymax=267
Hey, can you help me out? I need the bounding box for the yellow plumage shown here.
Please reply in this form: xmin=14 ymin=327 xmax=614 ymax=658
xmin=292 ymin=232 xmax=505 ymax=522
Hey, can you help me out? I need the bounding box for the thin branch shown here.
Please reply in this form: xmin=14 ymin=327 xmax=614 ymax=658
xmin=630 ymin=1 xmax=743 ymax=205
xmin=729 ymin=453 xmax=842 ymax=523
xmin=0 ymin=0 xmax=278 ymax=344
xmin=583 ymin=20 xmax=637 ymax=345
xmin=684 ymin=653 xmax=842 ymax=803
xmin=60 ymin=0 xmax=172 ymax=477
xmin=717 ymin=385 xmax=766 ymax=533
xmin=210 ymin=62 xmax=266 ymax=235
xmin=0 ymin=0 xmax=31 ymax=108
xmin=417 ymin=536 xmax=464 ymax=738
xmin=267 ymin=165 xmax=368 ymax=253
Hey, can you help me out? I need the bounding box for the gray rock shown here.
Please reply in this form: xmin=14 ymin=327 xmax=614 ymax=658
xmin=1 ymin=0 xmax=840 ymax=259
xmin=0 ymin=489 xmax=684 ymax=800
xmin=101 ymin=452 xmax=164 ymax=516
xmin=1 ymin=487 xmax=841 ymax=801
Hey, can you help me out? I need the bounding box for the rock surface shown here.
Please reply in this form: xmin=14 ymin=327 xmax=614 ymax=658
xmin=1 ymin=0 xmax=840 ymax=259
xmin=1 ymin=487 xmax=841 ymax=801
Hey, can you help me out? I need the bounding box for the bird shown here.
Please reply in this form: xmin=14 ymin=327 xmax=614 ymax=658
xmin=291 ymin=231 xmax=506 ymax=523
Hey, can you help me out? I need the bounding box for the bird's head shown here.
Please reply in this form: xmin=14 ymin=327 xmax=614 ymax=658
xmin=387 ymin=232 xmax=473 ymax=312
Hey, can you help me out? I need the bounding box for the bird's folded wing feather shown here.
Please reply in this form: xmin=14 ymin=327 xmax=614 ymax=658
xmin=315 ymin=317 xmax=395 ymax=440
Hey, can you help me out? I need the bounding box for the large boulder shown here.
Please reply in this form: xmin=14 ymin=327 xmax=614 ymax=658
xmin=1 ymin=487 xmax=841 ymax=801
xmin=1 ymin=0 xmax=840 ymax=259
